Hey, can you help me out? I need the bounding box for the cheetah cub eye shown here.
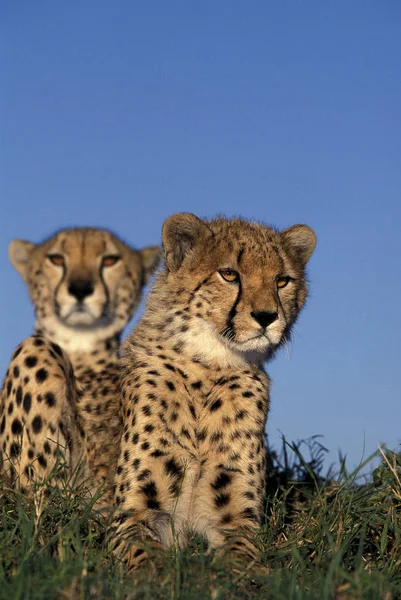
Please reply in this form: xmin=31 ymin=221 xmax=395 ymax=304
xmin=47 ymin=254 xmax=65 ymax=267
xmin=218 ymin=268 xmax=239 ymax=283
xmin=102 ymin=255 xmax=121 ymax=267
xmin=276 ymin=276 xmax=292 ymax=289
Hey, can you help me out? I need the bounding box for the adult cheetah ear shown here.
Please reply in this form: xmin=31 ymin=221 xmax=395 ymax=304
xmin=280 ymin=225 xmax=317 ymax=265
xmin=139 ymin=246 xmax=162 ymax=284
xmin=162 ymin=213 xmax=213 ymax=272
xmin=9 ymin=239 xmax=36 ymax=281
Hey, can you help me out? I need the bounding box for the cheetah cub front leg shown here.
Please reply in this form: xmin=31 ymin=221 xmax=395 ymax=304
xmin=112 ymin=212 xmax=316 ymax=571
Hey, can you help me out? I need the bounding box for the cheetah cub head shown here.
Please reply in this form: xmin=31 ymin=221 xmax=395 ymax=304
xmin=159 ymin=213 xmax=316 ymax=365
xmin=9 ymin=228 xmax=160 ymax=351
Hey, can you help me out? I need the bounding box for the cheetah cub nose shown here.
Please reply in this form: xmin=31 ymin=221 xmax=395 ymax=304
xmin=68 ymin=280 xmax=94 ymax=302
xmin=250 ymin=310 xmax=278 ymax=328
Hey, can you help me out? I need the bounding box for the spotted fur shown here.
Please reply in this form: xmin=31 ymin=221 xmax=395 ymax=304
xmin=111 ymin=213 xmax=316 ymax=569
xmin=0 ymin=228 xmax=160 ymax=506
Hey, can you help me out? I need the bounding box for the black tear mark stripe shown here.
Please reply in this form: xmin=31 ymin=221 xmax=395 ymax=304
xmin=237 ymin=246 xmax=245 ymax=265
xmin=225 ymin=277 xmax=242 ymax=335
xmin=187 ymin=273 xmax=214 ymax=305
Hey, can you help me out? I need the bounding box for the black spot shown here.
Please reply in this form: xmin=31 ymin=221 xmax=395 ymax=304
xmin=28 ymin=448 xmax=35 ymax=460
xmin=137 ymin=469 xmax=151 ymax=482
xmin=151 ymin=449 xmax=166 ymax=458
xmin=191 ymin=380 xmax=202 ymax=390
xmin=8 ymin=402 xmax=14 ymax=415
xmin=44 ymin=441 xmax=51 ymax=454
xmin=210 ymin=399 xmax=222 ymax=412
xmin=141 ymin=441 xmax=150 ymax=451
xmin=10 ymin=442 xmax=20 ymax=457
xmin=242 ymin=507 xmax=258 ymax=522
xmin=221 ymin=513 xmax=232 ymax=524
xmin=6 ymin=381 xmax=12 ymax=396
xmin=141 ymin=480 xmax=157 ymax=498
xmin=38 ymin=454 xmax=47 ymax=468
xmin=13 ymin=366 xmax=20 ymax=378
xmin=147 ymin=497 xmax=160 ymax=509
xmin=35 ymin=368 xmax=48 ymax=383
xmin=32 ymin=415 xmax=43 ymax=434
xmin=165 ymin=457 xmax=182 ymax=478
xmin=23 ymin=393 xmax=32 ymax=414
xmin=11 ymin=418 xmax=23 ymax=435
xmin=25 ymin=356 xmax=38 ymax=368
xmin=16 ymin=386 xmax=23 ymax=406
xmin=33 ymin=338 xmax=44 ymax=347
xmin=132 ymin=458 xmax=141 ymax=470
xmin=51 ymin=342 xmax=63 ymax=356
xmin=257 ymin=400 xmax=264 ymax=411
xmin=142 ymin=405 xmax=152 ymax=416
xmin=166 ymin=381 xmax=175 ymax=391
xmin=132 ymin=433 xmax=139 ymax=444
xmin=215 ymin=493 xmax=230 ymax=508
xmin=242 ymin=391 xmax=254 ymax=398
xmin=196 ymin=428 xmax=207 ymax=442
xmin=212 ymin=472 xmax=232 ymax=491
xmin=12 ymin=346 xmax=22 ymax=359
xmin=124 ymin=450 xmax=130 ymax=462
xmin=144 ymin=424 xmax=154 ymax=433
xmin=45 ymin=392 xmax=56 ymax=407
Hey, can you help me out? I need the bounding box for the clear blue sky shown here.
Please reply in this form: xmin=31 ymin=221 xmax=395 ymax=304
xmin=1 ymin=1 xmax=400 ymax=474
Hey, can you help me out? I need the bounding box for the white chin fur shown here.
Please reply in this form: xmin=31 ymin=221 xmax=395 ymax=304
xmin=226 ymin=336 xmax=271 ymax=353
xmin=178 ymin=321 xmax=271 ymax=368
xmin=64 ymin=311 xmax=97 ymax=326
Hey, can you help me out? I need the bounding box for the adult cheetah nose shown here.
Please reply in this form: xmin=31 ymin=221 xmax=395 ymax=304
xmin=251 ymin=310 xmax=279 ymax=329
xmin=68 ymin=280 xmax=94 ymax=302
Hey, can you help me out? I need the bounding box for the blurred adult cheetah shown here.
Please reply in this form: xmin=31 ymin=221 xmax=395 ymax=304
xmin=0 ymin=227 xmax=160 ymax=506
xmin=112 ymin=212 xmax=316 ymax=569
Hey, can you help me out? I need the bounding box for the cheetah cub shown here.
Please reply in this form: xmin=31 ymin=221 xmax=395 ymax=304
xmin=112 ymin=213 xmax=316 ymax=569
xmin=0 ymin=228 xmax=160 ymax=506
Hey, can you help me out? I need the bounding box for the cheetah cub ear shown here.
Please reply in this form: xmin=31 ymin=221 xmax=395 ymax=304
xmin=280 ymin=224 xmax=317 ymax=265
xmin=162 ymin=212 xmax=213 ymax=272
xmin=9 ymin=239 xmax=36 ymax=281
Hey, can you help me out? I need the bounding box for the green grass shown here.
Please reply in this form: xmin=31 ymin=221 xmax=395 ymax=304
xmin=1 ymin=438 xmax=400 ymax=600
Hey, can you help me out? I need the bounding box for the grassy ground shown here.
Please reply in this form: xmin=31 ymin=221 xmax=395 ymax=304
xmin=1 ymin=437 xmax=400 ymax=600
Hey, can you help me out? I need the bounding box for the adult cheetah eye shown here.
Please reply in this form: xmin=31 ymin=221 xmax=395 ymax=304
xmin=276 ymin=276 xmax=291 ymax=289
xmin=102 ymin=255 xmax=120 ymax=267
xmin=219 ymin=269 xmax=239 ymax=283
xmin=48 ymin=254 xmax=65 ymax=267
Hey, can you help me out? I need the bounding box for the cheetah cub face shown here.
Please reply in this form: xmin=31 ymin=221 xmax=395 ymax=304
xmin=161 ymin=213 xmax=316 ymax=364
xmin=9 ymin=228 xmax=160 ymax=350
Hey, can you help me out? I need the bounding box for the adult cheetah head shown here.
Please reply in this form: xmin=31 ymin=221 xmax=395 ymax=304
xmin=9 ymin=228 xmax=160 ymax=344
xmin=160 ymin=213 xmax=316 ymax=363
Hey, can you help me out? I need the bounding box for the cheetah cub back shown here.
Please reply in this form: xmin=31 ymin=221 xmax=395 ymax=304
xmin=113 ymin=213 xmax=316 ymax=569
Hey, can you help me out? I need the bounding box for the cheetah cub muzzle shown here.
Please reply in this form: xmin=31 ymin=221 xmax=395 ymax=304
xmin=0 ymin=228 xmax=160 ymax=506
xmin=112 ymin=213 xmax=316 ymax=570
